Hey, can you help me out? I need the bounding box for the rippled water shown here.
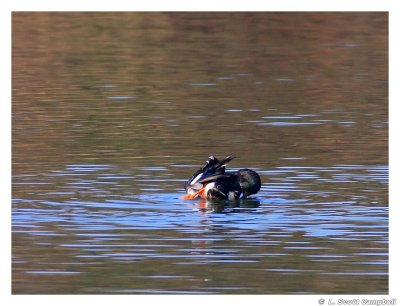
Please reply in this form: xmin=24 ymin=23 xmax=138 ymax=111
xmin=12 ymin=12 xmax=388 ymax=294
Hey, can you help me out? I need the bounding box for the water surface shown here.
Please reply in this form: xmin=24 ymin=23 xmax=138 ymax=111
xmin=12 ymin=12 xmax=388 ymax=294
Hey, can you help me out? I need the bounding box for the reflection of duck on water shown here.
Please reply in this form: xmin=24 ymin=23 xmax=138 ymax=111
xmin=195 ymin=197 xmax=261 ymax=213
xmin=181 ymin=156 xmax=261 ymax=201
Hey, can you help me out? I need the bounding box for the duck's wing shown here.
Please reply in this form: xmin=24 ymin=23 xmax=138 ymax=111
xmin=184 ymin=156 xmax=235 ymax=189
xmin=200 ymin=173 xmax=242 ymax=200
xmin=197 ymin=173 xmax=233 ymax=184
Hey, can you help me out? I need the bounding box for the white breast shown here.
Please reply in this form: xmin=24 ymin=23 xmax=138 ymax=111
xmin=204 ymin=182 xmax=216 ymax=196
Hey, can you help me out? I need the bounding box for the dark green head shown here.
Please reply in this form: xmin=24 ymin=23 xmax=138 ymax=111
xmin=237 ymin=169 xmax=261 ymax=198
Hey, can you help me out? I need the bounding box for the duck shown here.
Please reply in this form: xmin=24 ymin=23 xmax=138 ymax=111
xmin=181 ymin=156 xmax=261 ymax=200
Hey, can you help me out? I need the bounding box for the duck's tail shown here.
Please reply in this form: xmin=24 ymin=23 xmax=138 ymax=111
xmin=184 ymin=155 xmax=235 ymax=189
xmin=201 ymin=155 xmax=234 ymax=176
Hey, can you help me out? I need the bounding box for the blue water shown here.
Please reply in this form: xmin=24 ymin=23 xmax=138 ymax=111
xmin=12 ymin=162 xmax=388 ymax=293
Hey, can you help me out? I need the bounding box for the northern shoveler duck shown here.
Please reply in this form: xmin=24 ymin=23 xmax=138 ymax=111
xmin=181 ymin=156 xmax=261 ymax=200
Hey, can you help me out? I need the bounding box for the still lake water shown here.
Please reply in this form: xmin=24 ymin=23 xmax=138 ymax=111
xmin=12 ymin=13 xmax=388 ymax=294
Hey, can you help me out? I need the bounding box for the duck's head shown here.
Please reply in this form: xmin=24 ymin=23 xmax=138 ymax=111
xmin=237 ymin=169 xmax=261 ymax=198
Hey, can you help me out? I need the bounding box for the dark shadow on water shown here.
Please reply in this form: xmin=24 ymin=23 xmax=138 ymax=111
xmin=194 ymin=198 xmax=261 ymax=213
